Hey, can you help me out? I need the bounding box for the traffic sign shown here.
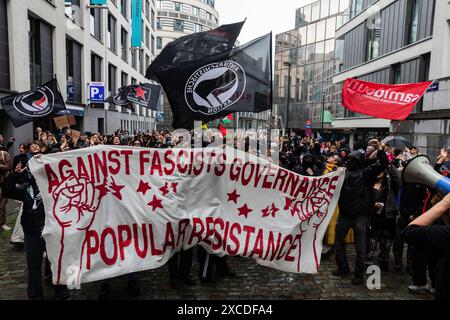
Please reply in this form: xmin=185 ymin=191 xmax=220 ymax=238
xmin=89 ymin=82 xmax=105 ymax=103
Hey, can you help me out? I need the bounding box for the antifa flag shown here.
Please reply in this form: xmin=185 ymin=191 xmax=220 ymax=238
xmin=106 ymin=83 xmax=162 ymax=111
xmin=1 ymin=79 xmax=66 ymax=128
xmin=145 ymin=21 xmax=245 ymax=81
xmin=341 ymin=78 xmax=433 ymax=120
xmin=156 ymin=33 xmax=272 ymax=129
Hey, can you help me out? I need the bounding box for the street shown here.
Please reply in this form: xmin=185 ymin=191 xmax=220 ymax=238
xmin=0 ymin=208 xmax=430 ymax=300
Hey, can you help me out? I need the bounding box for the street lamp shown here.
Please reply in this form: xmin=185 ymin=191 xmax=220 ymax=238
xmin=321 ymin=91 xmax=325 ymax=131
xmin=283 ymin=62 xmax=292 ymax=134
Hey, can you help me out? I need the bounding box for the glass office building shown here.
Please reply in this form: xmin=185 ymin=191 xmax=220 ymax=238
xmin=274 ymin=0 xmax=349 ymax=130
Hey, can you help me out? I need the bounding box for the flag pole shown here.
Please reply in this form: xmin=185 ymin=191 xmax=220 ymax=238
xmin=54 ymin=75 xmax=71 ymax=132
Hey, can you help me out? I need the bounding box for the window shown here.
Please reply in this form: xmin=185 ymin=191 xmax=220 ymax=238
xmin=316 ymin=20 xmax=326 ymax=42
xmin=392 ymin=64 xmax=401 ymax=84
xmin=325 ymin=17 xmax=336 ymax=39
xmin=139 ymin=50 xmax=144 ymax=74
xmin=145 ymin=0 xmax=150 ymax=21
xmin=145 ymin=27 xmax=150 ymax=49
xmin=192 ymin=6 xmax=199 ymax=16
xmin=156 ymin=36 xmax=162 ymax=49
xmin=408 ymin=0 xmax=420 ymax=44
xmin=320 ymin=0 xmax=329 ymax=18
xmin=151 ymin=35 xmax=155 ymax=54
xmin=108 ymin=64 xmax=117 ymax=97
xmin=174 ymin=2 xmax=181 ymax=11
xmin=157 ymin=0 xmax=162 ymax=9
xmin=121 ymin=71 xmax=128 ymax=87
xmin=307 ymin=23 xmax=316 ymax=44
xmin=351 ymin=0 xmax=363 ymax=18
xmin=108 ymin=13 xmax=117 ymax=52
xmin=157 ymin=17 xmax=161 ymax=29
xmin=29 ymin=16 xmax=53 ymax=89
xmin=120 ymin=0 xmax=127 ymax=18
xmin=311 ymin=1 xmax=320 ymax=21
xmin=174 ymin=19 xmax=184 ymax=31
xmin=0 ymin=0 xmax=9 ymax=90
xmin=194 ymin=24 xmax=202 ymax=33
xmin=329 ymin=0 xmax=339 ymax=15
xmin=367 ymin=16 xmax=381 ymax=60
xmin=90 ymin=8 xmax=102 ymax=40
xmin=120 ymin=28 xmax=128 ymax=61
xmin=131 ymin=49 xmax=137 ymax=69
xmin=65 ymin=0 xmax=81 ymax=25
xmin=91 ymin=53 xmax=102 ymax=82
xmin=66 ymin=38 xmax=82 ymax=102
xmin=151 ymin=9 xmax=155 ymax=29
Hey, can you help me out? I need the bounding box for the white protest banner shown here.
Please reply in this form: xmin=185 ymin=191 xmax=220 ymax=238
xmin=29 ymin=145 xmax=345 ymax=286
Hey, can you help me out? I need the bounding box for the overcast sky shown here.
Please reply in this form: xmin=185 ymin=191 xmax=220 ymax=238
xmin=215 ymin=0 xmax=317 ymax=44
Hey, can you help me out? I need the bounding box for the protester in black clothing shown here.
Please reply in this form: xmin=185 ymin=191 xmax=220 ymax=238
xmin=367 ymin=167 xmax=401 ymax=271
xmin=333 ymin=139 xmax=389 ymax=285
xmin=168 ymin=249 xmax=196 ymax=289
xmin=402 ymin=193 xmax=450 ymax=300
xmin=197 ymin=246 xmax=236 ymax=283
xmin=312 ymin=142 xmax=325 ymax=172
xmin=294 ymin=152 xmax=322 ymax=177
xmin=2 ymin=142 xmax=69 ymax=300
xmin=393 ymin=182 xmax=427 ymax=273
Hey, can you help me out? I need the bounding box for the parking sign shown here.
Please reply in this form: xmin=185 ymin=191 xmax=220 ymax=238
xmin=89 ymin=82 xmax=105 ymax=103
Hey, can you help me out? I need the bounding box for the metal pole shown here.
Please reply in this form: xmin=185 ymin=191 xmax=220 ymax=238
xmin=285 ymin=64 xmax=291 ymax=134
xmin=321 ymin=91 xmax=325 ymax=131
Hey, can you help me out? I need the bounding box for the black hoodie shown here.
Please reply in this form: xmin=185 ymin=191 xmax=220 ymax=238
xmin=338 ymin=149 xmax=389 ymax=218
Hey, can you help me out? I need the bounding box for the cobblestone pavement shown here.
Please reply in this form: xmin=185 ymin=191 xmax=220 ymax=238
xmin=0 ymin=210 xmax=432 ymax=300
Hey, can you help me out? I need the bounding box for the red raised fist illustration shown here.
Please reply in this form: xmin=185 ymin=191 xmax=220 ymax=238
xmin=52 ymin=175 xmax=109 ymax=285
xmin=52 ymin=176 xmax=105 ymax=230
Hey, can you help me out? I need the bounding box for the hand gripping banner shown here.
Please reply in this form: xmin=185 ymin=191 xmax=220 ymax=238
xmin=29 ymin=146 xmax=344 ymax=286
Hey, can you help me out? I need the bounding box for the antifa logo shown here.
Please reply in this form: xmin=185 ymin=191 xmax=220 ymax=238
xmin=13 ymin=86 xmax=55 ymax=117
xmin=112 ymin=93 xmax=128 ymax=106
xmin=184 ymin=61 xmax=246 ymax=115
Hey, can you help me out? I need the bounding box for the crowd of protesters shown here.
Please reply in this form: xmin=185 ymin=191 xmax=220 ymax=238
xmin=1 ymin=127 xmax=450 ymax=300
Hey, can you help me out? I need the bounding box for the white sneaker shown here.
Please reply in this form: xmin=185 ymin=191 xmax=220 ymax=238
xmin=408 ymin=285 xmax=429 ymax=294
xmin=1 ymin=225 xmax=12 ymax=231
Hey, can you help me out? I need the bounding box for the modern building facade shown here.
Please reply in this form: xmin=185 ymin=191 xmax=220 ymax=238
xmin=155 ymin=0 xmax=219 ymax=128
xmin=274 ymin=0 xmax=350 ymax=139
xmin=0 ymin=0 xmax=158 ymax=154
xmin=333 ymin=0 xmax=448 ymax=154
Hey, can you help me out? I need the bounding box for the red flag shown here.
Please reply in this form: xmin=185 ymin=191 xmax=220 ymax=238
xmin=341 ymin=78 xmax=433 ymax=120
xmin=219 ymin=124 xmax=227 ymax=137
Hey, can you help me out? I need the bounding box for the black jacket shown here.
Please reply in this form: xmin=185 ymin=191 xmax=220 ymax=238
xmin=339 ymin=150 xmax=389 ymax=218
xmin=402 ymin=223 xmax=450 ymax=300
xmin=2 ymin=172 xmax=45 ymax=237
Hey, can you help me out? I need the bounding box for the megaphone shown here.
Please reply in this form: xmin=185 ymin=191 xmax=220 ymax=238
xmin=402 ymin=155 xmax=450 ymax=194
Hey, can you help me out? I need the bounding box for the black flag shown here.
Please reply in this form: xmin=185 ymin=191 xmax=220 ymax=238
xmin=1 ymin=79 xmax=66 ymax=128
xmin=145 ymin=21 xmax=245 ymax=81
xmin=106 ymin=83 xmax=162 ymax=111
xmin=156 ymin=33 xmax=272 ymax=130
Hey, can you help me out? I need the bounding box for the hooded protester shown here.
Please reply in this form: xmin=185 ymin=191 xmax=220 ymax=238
xmin=294 ymin=152 xmax=322 ymax=177
xmin=333 ymin=139 xmax=389 ymax=285
xmin=2 ymin=142 xmax=69 ymax=300
xmin=338 ymin=148 xmax=350 ymax=166
xmin=312 ymin=142 xmax=325 ymax=172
